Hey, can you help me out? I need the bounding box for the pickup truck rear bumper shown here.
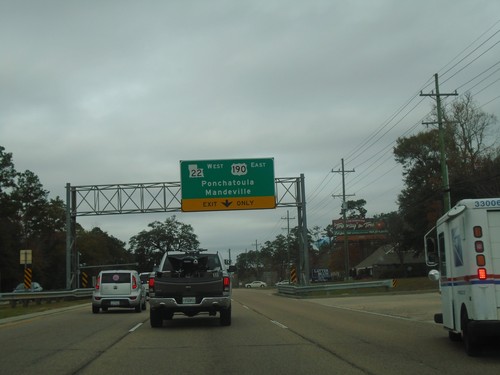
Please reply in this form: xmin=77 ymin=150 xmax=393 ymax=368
xmin=149 ymin=296 xmax=231 ymax=312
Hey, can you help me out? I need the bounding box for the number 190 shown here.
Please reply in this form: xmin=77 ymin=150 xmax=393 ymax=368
xmin=231 ymin=163 xmax=247 ymax=176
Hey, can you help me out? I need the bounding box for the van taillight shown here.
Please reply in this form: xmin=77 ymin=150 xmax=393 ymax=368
xmin=475 ymin=241 xmax=484 ymax=252
xmin=132 ymin=275 xmax=138 ymax=289
xmin=473 ymin=226 xmax=483 ymax=238
xmin=223 ymin=276 xmax=231 ymax=292
xmin=476 ymin=255 xmax=486 ymax=267
xmin=478 ymin=268 xmax=487 ymax=280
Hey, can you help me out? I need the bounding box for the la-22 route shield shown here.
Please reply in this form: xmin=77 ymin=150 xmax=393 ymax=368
xmin=180 ymin=158 xmax=276 ymax=212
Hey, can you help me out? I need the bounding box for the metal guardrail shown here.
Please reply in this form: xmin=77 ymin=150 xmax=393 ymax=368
xmin=0 ymin=289 xmax=94 ymax=307
xmin=277 ymin=279 xmax=394 ymax=296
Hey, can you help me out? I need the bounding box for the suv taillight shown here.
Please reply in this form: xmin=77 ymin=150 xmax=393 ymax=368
xmin=95 ymin=275 xmax=101 ymax=290
xmin=132 ymin=275 xmax=138 ymax=290
xmin=223 ymin=276 xmax=231 ymax=292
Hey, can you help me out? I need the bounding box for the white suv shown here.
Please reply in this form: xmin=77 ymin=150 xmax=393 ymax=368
xmin=92 ymin=270 xmax=146 ymax=313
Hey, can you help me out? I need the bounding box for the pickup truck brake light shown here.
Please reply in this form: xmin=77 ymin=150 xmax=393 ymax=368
xmin=149 ymin=276 xmax=155 ymax=290
xmin=223 ymin=276 xmax=231 ymax=292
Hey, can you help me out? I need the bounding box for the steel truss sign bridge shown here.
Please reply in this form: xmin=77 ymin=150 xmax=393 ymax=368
xmin=65 ymin=173 xmax=309 ymax=289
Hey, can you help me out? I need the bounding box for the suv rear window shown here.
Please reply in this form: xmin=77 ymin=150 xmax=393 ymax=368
xmin=101 ymin=272 xmax=131 ymax=283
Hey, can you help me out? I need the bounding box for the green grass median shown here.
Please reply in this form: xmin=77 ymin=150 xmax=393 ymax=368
xmin=0 ymin=298 xmax=90 ymax=320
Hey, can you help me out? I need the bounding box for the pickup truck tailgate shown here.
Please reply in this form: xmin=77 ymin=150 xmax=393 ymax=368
xmin=154 ymin=276 xmax=223 ymax=300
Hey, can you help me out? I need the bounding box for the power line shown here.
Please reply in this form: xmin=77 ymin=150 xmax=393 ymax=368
xmin=270 ymin=21 xmax=500 ymax=248
xmin=437 ymin=19 xmax=500 ymax=78
xmin=455 ymin=60 xmax=500 ymax=91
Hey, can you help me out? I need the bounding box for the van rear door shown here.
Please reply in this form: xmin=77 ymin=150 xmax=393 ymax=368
xmin=438 ymin=225 xmax=456 ymax=330
xmin=487 ymin=211 xmax=500 ymax=310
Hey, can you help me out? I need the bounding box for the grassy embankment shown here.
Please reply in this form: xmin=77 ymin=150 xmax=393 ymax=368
xmin=281 ymin=276 xmax=439 ymax=298
xmin=0 ymin=298 xmax=90 ymax=320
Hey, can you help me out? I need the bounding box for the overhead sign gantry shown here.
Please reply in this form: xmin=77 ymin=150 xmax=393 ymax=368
xmin=180 ymin=158 xmax=276 ymax=212
xmin=66 ymin=157 xmax=309 ymax=289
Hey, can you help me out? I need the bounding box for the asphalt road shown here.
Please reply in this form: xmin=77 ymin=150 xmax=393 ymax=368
xmin=1 ymin=289 xmax=500 ymax=375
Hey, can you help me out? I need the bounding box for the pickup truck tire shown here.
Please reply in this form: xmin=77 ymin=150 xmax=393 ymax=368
xmin=220 ymin=307 xmax=231 ymax=326
xmin=150 ymin=309 xmax=163 ymax=328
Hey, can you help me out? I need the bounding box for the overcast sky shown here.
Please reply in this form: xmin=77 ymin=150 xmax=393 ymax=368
xmin=1 ymin=1 xmax=499 ymax=259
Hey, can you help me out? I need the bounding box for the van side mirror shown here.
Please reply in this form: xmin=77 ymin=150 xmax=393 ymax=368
xmin=425 ymin=237 xmax=437 ymax=266
xmin=428 ymin=269 xmax=440 ymax=281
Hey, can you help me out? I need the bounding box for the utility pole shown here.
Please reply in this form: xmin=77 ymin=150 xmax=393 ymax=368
xmin=281 ymin=210 xmax=295 ymax=280
xmin=281 ymin=210 xmax=295 ymax=235
xmin=420 ymin=73 xmax=458 ymax=212
xmin=253 ymin=240 xmax=261 ymax=252
xmin=332 ymin=158 xmax=355 ymax=280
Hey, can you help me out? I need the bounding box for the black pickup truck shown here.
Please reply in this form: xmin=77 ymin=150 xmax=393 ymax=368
xmin=149 ymin=250 xmax=235 ymax=327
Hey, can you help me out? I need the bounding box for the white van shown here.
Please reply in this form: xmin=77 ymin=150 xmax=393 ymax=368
xmin=425 ymin=198 xmax=500 ymax=355
xmin=92 ymin=270 xmax=146 ymax=313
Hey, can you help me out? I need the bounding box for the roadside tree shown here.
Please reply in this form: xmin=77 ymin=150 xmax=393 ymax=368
xmin=129 ymin=216 xmax=200 ymax=271
xmin=394 ymin=93 xmax=499 ymax=251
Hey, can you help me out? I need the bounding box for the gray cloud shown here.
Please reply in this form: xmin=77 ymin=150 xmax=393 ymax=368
xmin=1 ymin=1 xmax=499 ymax=256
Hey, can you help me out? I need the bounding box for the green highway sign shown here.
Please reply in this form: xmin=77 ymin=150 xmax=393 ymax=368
xmin=180 ymin=158 xmax=276 ymax=212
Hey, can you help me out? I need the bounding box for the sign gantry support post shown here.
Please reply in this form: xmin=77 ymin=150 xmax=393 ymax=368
xmin=297 ymin=174 xmax=310 ymax=285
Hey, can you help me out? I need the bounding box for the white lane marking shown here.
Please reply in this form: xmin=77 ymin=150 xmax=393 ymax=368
xmin=327 ymin=305 xmax=435 ymax=323
xmin=129 ymin=323 xmax=143 ymax=332
xmin=271 ymin=320 xmax=288 ymax=329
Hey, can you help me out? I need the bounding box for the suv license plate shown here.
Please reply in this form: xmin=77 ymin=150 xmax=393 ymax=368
xmin=182 ymin=297 xmax=196 ymax=304
xmin=110 ymin=301 xmax=120 ymax=306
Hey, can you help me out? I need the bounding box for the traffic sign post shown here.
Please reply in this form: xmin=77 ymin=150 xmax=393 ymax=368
xmin=20 ymin=249 xmax=32 ymax=265
xmin=180 ymin=158 xmax=276 ymax=212
xmin=20 ymin=250 xmax=33 ymax=289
